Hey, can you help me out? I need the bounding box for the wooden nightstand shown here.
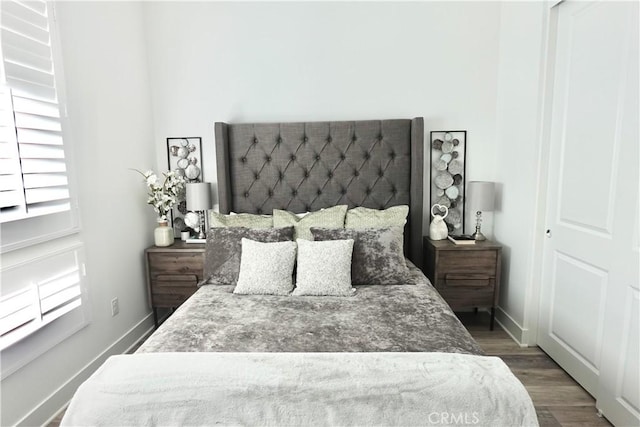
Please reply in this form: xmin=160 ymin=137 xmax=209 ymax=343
xmin=423 ymin=237 xmax=502 ymax=330
xmin=145 ymin=241 xmax=205 ymax=327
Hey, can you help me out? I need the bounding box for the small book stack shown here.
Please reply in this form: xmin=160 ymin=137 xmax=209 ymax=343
xmin=447 ymin=234 xmax=476 ymax=245
xmin=186 ymin=238 xmax=207 ymax=244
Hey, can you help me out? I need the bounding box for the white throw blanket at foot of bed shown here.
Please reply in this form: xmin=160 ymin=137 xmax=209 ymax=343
xmin=61 ymin=352 xmax=538 ymax=427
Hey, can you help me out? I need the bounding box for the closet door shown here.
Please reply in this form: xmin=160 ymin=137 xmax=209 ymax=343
xmin=538 ymin=1 xmax=639 ymax=424
xmin=595 ymin=2 xmax=639 ymax=424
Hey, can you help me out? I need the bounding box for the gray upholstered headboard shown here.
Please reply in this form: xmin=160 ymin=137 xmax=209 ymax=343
xmin=214 ymin=118 xmax=424 ymax=267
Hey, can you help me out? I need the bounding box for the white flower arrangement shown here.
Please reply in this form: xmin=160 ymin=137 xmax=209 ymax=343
xmin=136 ymin=169 xmax=186 ymax=221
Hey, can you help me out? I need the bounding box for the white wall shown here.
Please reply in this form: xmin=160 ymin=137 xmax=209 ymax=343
xmin=493 ymin=2 xmax=548 ymax=344
xmin=142 ymin=1 xmax=502 ymax=232
xmin=0 ymin=2 xmax=156 ymax=425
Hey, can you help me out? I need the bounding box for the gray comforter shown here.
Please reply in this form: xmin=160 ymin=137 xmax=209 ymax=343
xmin=137 ymin=265 xmax=482 ymax=355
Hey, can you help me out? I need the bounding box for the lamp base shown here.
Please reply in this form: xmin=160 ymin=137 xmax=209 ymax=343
xmin=197 ymin=210 xmax=206 ymax=240
xmin=472 ymin=210 xmax=487 ymax=241
xmin=471 ymin=230 xmax=487 ymax=241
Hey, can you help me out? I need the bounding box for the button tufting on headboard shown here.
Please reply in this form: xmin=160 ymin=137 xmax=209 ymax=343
xmin=215 ymin=118 xmax=424 ymax=267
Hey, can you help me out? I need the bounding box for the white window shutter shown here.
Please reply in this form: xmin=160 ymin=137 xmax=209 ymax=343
xmin=0 ymin=257 xmax=84 ymax=352
xmin=1 ymin=0 xmax=71 ymax=223
xmin=0 ymin=286 xmax=38 ymax=337
xmin=0 ymin=86 xmax=26 ymax=215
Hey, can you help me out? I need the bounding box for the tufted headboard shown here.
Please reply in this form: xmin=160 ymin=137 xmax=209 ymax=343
xmin=214 ymin=118 xmax=424 ymax=267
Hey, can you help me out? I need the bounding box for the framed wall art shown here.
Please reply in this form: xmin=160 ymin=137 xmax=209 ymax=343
xmin=429 ymin=130 xmax=467 ymax=235
xmin=167 ymin=137 xmax=202 ymax=237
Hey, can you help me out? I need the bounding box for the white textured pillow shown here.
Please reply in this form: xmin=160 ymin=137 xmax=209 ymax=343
xmin=234 ymin=238 xmax=297 ymax=295
xmin=293 ymin=239 xmax=355 ymax=297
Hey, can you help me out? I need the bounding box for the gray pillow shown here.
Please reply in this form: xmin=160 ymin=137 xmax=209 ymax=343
xmin=273 ymin=205 xmax=347 ymax=240
xmin=209 ymin=211 xmax=273 ymax=228
xmin=345 ymin=205 xmax=409 ymax=228
xmin=293 ymin=238 xmax=355 ymax=297
xmin=233 ymin=238 xmax=297 ymax=295
xmin=311 ymin=227 xmax=410 ymax=286
xmin=204 ymin=227 xmax=294 ymax=285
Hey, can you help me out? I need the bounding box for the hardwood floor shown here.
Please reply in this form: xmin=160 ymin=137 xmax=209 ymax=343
xmin=457 ymin=311 xmax=612 ymax=427
xmin=49 ymin=313 xmax=611 ymax=427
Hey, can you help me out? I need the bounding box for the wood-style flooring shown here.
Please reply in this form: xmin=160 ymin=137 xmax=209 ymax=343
xmin=48 ymin=312 xmax=612 ymax=427
xmin=457 ymin=311 xmax=612 ymax=427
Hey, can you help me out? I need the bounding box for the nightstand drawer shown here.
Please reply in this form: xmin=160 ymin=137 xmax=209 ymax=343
xmin=151 ymin=275 xmax=199 ymax=307
xmin=438 ymin=251 xmax=497 ymax=276
xmin=436 ymin=286 xmax=496 ymax=309
xmin=148 ymin=253 xmax=203 ymax=276
xmin=151 ymin=292 xmax=195 ymax=307
xmin=442 ymin=273 xmax=493 ymax=287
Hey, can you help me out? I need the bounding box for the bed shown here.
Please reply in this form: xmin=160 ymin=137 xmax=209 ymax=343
xmin=61 ymin=118 xmax=537 ymax=426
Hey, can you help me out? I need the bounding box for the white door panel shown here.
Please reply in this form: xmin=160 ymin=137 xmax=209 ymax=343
xmin=556 ymin=2 xmax=627 ymax=233
xmin=539 ymin=1 xmax=639 ymax=424
xmin=550 ymin=252 xmax=606 ymax=371
xmin=619 ymin=291 xmax=639 ymax=412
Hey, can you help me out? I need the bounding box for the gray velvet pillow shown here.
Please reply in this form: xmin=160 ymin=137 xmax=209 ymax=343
xmin=233 ymin=239 xmax=297 ymax=295
xmin=204 ymin=227 xmax=294 ymax=285
xmin=311 ymin=227 xmax=410 ymax=286
xmin=293 ymin=238 xmax=355 ymax=297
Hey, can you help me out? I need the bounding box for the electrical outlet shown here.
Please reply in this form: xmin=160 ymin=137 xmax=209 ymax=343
xmin=111 ymin=297 xmax=119 ymax=317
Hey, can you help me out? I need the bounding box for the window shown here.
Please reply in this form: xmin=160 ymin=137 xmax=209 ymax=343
xmin=1 ymin=0 xmax=78 ymax=252
xmin=0 ymin=1 xmax=87 ymax=372
xmin=0 ymin=246 xmax=85 ymax=352
xmin=1 ymin=0 xmax=70 ymax=221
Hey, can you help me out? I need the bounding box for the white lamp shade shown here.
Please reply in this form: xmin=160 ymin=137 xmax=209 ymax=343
xmin=467 ymin=181 xmax=495 ymax=212
xmin=186 ymin=182 xmax=212 ymax=211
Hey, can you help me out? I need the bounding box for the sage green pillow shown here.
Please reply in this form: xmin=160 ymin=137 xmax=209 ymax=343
xmin=272 ymin=205 xmax=348 ymax=240
xmin=209 ymin=211 xmax=273 ymax=228
xmin=345 ymin=205 xmax=409 ymax=228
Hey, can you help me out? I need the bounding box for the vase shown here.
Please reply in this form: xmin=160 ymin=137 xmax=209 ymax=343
xmin=154 ymin=219 xmax=174 ymax=247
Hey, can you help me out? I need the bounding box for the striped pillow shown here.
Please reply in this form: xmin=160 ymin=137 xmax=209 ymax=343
xmin=345 ymin=205 xmax=409 ymax=228
xmin=273 ymin=205 xmax=347 ymax=240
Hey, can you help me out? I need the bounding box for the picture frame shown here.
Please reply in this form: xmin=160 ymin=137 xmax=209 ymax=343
xmin=429 ymin=130 xmax=467 ymax=236
xmin=166 ymin=137 xmax=202 ymax=237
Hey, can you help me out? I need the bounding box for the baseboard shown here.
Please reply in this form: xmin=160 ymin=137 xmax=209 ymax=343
xmin=495 ymin=307 xmax=530 ymax=347
xmin=17 ymin=313 xmax=154 ymax=427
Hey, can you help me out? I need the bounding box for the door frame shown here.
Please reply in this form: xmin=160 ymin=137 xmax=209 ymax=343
xmin=517 ymin=0 xmax=564 ymax=347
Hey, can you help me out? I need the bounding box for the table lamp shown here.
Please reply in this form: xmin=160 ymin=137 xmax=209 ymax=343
xmin=186 ymin=182 xmax=212 ymax=239
xmin=467 ymin=181 xmax=495 ymax=241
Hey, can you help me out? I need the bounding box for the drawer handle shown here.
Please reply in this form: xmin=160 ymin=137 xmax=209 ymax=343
xmin=444 ymin=273 xmax=491 ymax=287
xmin=155 ymin=274 xmax=198 ymax=283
